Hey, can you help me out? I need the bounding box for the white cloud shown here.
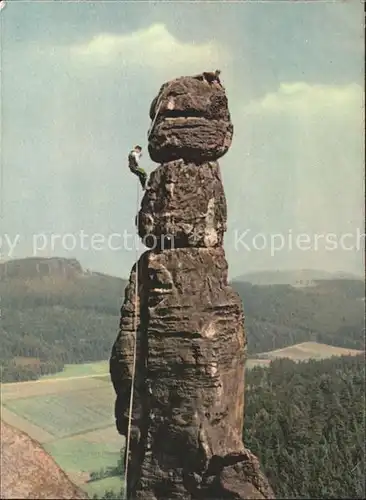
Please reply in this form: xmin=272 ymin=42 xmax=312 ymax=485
xmin=244 ymin=82 xmax=364 ymax=117
xmin=71 ymin=23 xmax=228 ymax=71
xmin=223 ymin=81 xmax=364 ymax=275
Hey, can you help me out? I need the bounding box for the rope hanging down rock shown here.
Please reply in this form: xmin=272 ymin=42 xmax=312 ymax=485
xmin=123 ymin=97 xmax=163 ymax=500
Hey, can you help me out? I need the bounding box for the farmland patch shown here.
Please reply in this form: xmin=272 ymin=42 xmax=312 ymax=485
xmin=2 ymin=386 xmax=115 ymax=438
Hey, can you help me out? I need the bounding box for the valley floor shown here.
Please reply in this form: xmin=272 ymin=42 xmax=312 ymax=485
xmin=1 ymin=342 xmax=364 ymax=498
xmin=1 ymin=362 xmax=123 ymax=497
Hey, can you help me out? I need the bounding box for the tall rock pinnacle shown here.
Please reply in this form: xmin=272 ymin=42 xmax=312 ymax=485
xmin=110 ymin=72 xmax=275 ymax=499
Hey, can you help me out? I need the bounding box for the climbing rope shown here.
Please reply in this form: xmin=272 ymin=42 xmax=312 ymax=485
xmin=123 ymin=178 xmax=140 ymax=500
xmin=123 ymin=96 xmax=163 ymax=499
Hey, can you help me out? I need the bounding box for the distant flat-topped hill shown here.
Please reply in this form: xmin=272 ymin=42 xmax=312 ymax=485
xmin=0 ymin=257 xmax=127 ymax=383
xmin=0 ymin=257 xmax=83 ymax=280
xmin=233 ymin=268 xmax=363 ymax=286
xmin=0 ymin=420 xmax=87 ymax=499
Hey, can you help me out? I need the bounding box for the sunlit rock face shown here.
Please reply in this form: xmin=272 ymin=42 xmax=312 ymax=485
xmin=137 ymin=160 xmax=227 ymax=249
xmin=147 ymin=74 xmax=233 ymax=164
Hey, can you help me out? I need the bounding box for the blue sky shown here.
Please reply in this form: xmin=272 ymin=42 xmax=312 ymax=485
xmin=1 ymin=0 xmax=364 ymax=278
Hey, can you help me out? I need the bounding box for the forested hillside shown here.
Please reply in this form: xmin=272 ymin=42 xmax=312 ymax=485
xmin=94 ymin=355 xmax=365 ymax=500
xmin=233 ymin=279 xmax=365 ymax=353
xmin=0 ymin=260 xmax=127 ymax=381
xmin=244 ymin=355 xmax=365 ymax=499
xmin=0 ymin=258 xmax=364 ymax=382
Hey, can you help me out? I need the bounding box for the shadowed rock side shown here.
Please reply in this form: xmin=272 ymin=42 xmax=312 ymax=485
xmin=110 ymin=262 xmax=149 ymax=458
xmin=0 ymin=420 xmax=87 ymax=499
xmin=147 ymin=75 xmax=233 ymax=163
xmin=110 ymin=71 xmax=274 ymax=499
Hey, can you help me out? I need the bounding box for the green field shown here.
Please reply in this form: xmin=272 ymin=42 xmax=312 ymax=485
xmin=85 ymin=476 xmax=124 ymax=497
xmin=1 ymin=363 xmax=122 ymax=498
xmin=44 ymin=437 xmax=122 ymax=474
xmin=42 ymin=361 xmax=109 ymax=379
xmin=3 ymin=387 xmax=115 ymax=438
xmin=246 ymin=342 xmax=364 ymax=369
xmin=257 ymin=341 xmax=364 ymax=362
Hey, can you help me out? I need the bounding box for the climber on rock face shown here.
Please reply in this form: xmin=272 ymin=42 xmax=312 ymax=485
xmin=128 ymin=145 xmax=147 ymax=189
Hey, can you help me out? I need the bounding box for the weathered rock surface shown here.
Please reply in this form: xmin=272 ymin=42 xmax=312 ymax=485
xmin=148 ymin=75 xmax=233 ymax=163
xmin=0 ymin=420 xmax=87 ymax=499
xmin=138 ymin=160 xmax=227 ymax=248
xmin=110 ymin=71 xmax=274 ymax=499
xmin=111 ymin=249 xmax=274 ymax=499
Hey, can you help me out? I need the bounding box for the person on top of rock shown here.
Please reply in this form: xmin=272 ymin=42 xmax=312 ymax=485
xmin=128 ymin=145 xmax=147 ymax=189
xmin=203 ymin=69 xmax=221 ymax=84
xmin=193 ymin=70 xmax=222 ymax=86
